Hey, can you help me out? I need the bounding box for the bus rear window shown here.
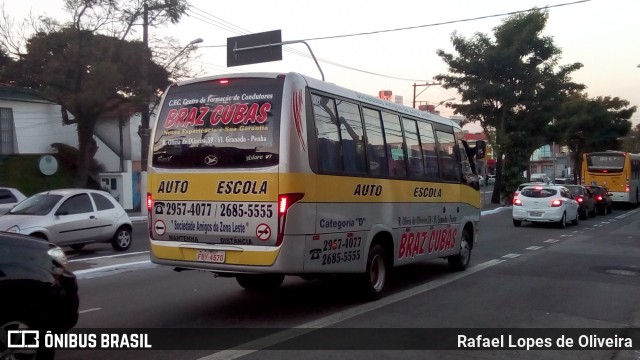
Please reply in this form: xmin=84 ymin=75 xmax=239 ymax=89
xmin=152 ymin=77 xmax=283 ymax=169
xmin=586 ymin=154 xmax=624 ymax=173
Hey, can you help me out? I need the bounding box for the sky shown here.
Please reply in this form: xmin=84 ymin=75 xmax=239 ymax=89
xmin=3 ymin=0 xmax=640 ymax=132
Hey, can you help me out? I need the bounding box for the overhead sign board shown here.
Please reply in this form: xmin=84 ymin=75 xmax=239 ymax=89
xmin=227 ymin=30 xmax=283 ymax=67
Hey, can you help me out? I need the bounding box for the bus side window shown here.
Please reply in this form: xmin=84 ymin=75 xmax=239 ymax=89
xmin=336 ymin=101 xmax=367 ymax=175
xmin=458 ymin=141 xmax=475 ymax=185
xmin=435 ymin=130 xmax=461 ymax=182
xmin=417 ymin=122 xmax=440 ymax=181
xmin=381 ymin=111 xmax=407 ymax=178
xmin=362 ymin=107 xmax=389 ymax=176
xmin=312 ymin=94 xmax=342 ymax=173
xmin=402 ymin=118 xmax=425 ymax=179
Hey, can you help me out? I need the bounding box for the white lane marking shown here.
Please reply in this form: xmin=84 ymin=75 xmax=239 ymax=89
xmin=69 ymin=251 xmax=150 ymax=262
xmin=502 ymin=253 xmax=521 ymax=258
xmin=74 ymin=260 xmax=154 ymax=279
xmin=79 ymin=308 xmax=101 ymax=314
xmin=525 ymin=246 xmax=543 ymax=251
xmin=616 ymin=209 xmax=640 ymax=219
xmin=197 ymin=259 xmax=504 ymax=360
xmin=481 ymin=206 xmax=512 ymax=216
xmin=544 ymin=239 xmax=560 ymax=243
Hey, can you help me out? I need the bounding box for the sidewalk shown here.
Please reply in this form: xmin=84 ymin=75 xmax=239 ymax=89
xmin=481 ymin=187 xmax=512 ymax=214
xmin=127 ymin=211 xmax=146 ymax=223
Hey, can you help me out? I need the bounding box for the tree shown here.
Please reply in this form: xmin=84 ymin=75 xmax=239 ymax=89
xmin=622 ymin=123 xmax=640 ymax=153
xmin=6 ymin=27 xmax=170 ymax=186
xmin=0 ymin=0 xmax=191 ymax=186
xmin=434 ymin=9 xmax=584 ymax=204
xmin=553 ymin=94 xmax=636 ymax=182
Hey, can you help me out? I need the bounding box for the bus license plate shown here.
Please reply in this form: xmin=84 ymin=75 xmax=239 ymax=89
xmin=196 ymin=250 xmax=225 ymax=263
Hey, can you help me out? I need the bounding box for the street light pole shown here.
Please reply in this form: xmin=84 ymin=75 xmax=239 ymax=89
xmin=166 ymin=38 xmax=203 ymax=67
xmin=412 ymin=82 xmax=441 ymax=108
xmin=434 ymin=97 xmax=455 ymax=109
xmin=139 ymin=2 xmax=196 ymax=211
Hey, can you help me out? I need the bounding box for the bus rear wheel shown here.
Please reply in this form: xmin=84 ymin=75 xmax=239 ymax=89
xmin=359 ymin=244 xmax=389 ymax=301
xmin=448 ymin=229 xmax=471 ymax=271
xmin=236 ymin=274 xmax=285 ymax=291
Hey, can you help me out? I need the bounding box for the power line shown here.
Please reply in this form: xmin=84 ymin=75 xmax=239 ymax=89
xmin=297 ymin=0 xmax=591 ymax=42
xmin=187 ymin=9 xmax=431 ymax=81
xmin=190 ymin=0 xmax=591 ymax=82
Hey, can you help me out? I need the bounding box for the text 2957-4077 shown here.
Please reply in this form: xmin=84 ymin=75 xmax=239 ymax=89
xmin=158 ymin=201 xmax=274 ymax=218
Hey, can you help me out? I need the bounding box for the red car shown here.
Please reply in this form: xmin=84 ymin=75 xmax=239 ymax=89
xmin=584 ymin=185 xmax=613 ymax=215
xmin=565 ymin=185 xmax=597 ymax=219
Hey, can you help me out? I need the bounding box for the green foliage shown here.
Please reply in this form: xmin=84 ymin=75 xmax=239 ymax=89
xmin=0 ymin=0 xmax=188 ymax=187
xmin=554 ymin=95 xmax=636 ymax=178
xmin=13 ymin=28 xmax=170 ymax=115
xmin=3 ymin=27 xmax=170 ymax=187
xmin=435 ymin=9 xmax=585 ymax=203
xmin=622 ymin=123 xmax=640 ymax=153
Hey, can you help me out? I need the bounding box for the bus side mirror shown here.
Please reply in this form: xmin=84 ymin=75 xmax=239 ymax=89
xmin=475 ymin=140 xmax=486 ymax=159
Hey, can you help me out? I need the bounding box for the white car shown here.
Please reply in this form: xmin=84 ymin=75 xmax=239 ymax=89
xmin=0 ymin=187 xmax=27 ymax=215
xmin=0 ymin=189 xmax=132 ymax=251
xmin=512 ymin=185 xmax=580 ymax=228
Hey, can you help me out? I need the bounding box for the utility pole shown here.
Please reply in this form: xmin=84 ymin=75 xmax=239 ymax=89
xmin=139 ymin=2 xmax=151 ymax=173
xmin=412 ymin=82 xmax=441 ymax=108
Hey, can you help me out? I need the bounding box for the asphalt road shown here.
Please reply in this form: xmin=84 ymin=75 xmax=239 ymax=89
xmin=56 ymin=200 xmax=640 ymax=360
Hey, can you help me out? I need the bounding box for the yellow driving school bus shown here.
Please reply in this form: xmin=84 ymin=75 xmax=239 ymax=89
xmin=146 ymin=72 xmax=486 ymax=300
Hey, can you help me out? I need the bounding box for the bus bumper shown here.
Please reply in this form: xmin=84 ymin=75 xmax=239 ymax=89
xmin=149 ymin=236 xmax=306 ymax=274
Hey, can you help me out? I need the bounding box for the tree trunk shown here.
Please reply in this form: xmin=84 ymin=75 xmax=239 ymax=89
xmin=491 ymin=149 xmax=503 ymax=204
xmin=491 ymin=105 xmax=508 ymax=204
xmin=73 ymin=119 xmax=98 ymax=188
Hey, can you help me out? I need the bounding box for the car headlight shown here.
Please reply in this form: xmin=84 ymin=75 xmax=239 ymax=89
xmin=48 ymin=246 xmax=69 ymax=266
xmin=6 ymin=225 xmax=20 ymax=233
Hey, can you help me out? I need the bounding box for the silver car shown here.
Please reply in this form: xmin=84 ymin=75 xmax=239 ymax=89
xmin=0 ymin=187 xmax=27 ymax=215
xmin=0 ymin=189 xmax=132 ymax=251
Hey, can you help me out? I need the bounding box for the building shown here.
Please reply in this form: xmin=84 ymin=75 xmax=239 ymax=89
xmin=529 ymin=143 xmax=572 ymax=181
xmin=0 ymin=85 xmax=144 ymax=211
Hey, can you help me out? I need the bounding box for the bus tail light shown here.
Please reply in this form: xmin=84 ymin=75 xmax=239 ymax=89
xmin=147 ymin=193 xmax=153 ymax=238
xmin=625 ymin=183 xmax=630 ymax=192
xmin=551 ymin=199 xmax=563 ymax=207
xmin=277 ymin=193 xmax=304 ymax=246
xmin=147 ymin=193 xmax=153 ymax=212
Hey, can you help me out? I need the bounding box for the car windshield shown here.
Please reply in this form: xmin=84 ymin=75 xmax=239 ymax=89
xmin=9 ymin=194 xmax=62 ymax=215
xmin=565 ymin=186 xmax=582 ymax=195
xmin=588 ymin=187 xmax=604 ymax=195
xmin=520 ymin=188 xmax=557 ymax=198
xmin=518 ymin=183 xmax=535 ymax=191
